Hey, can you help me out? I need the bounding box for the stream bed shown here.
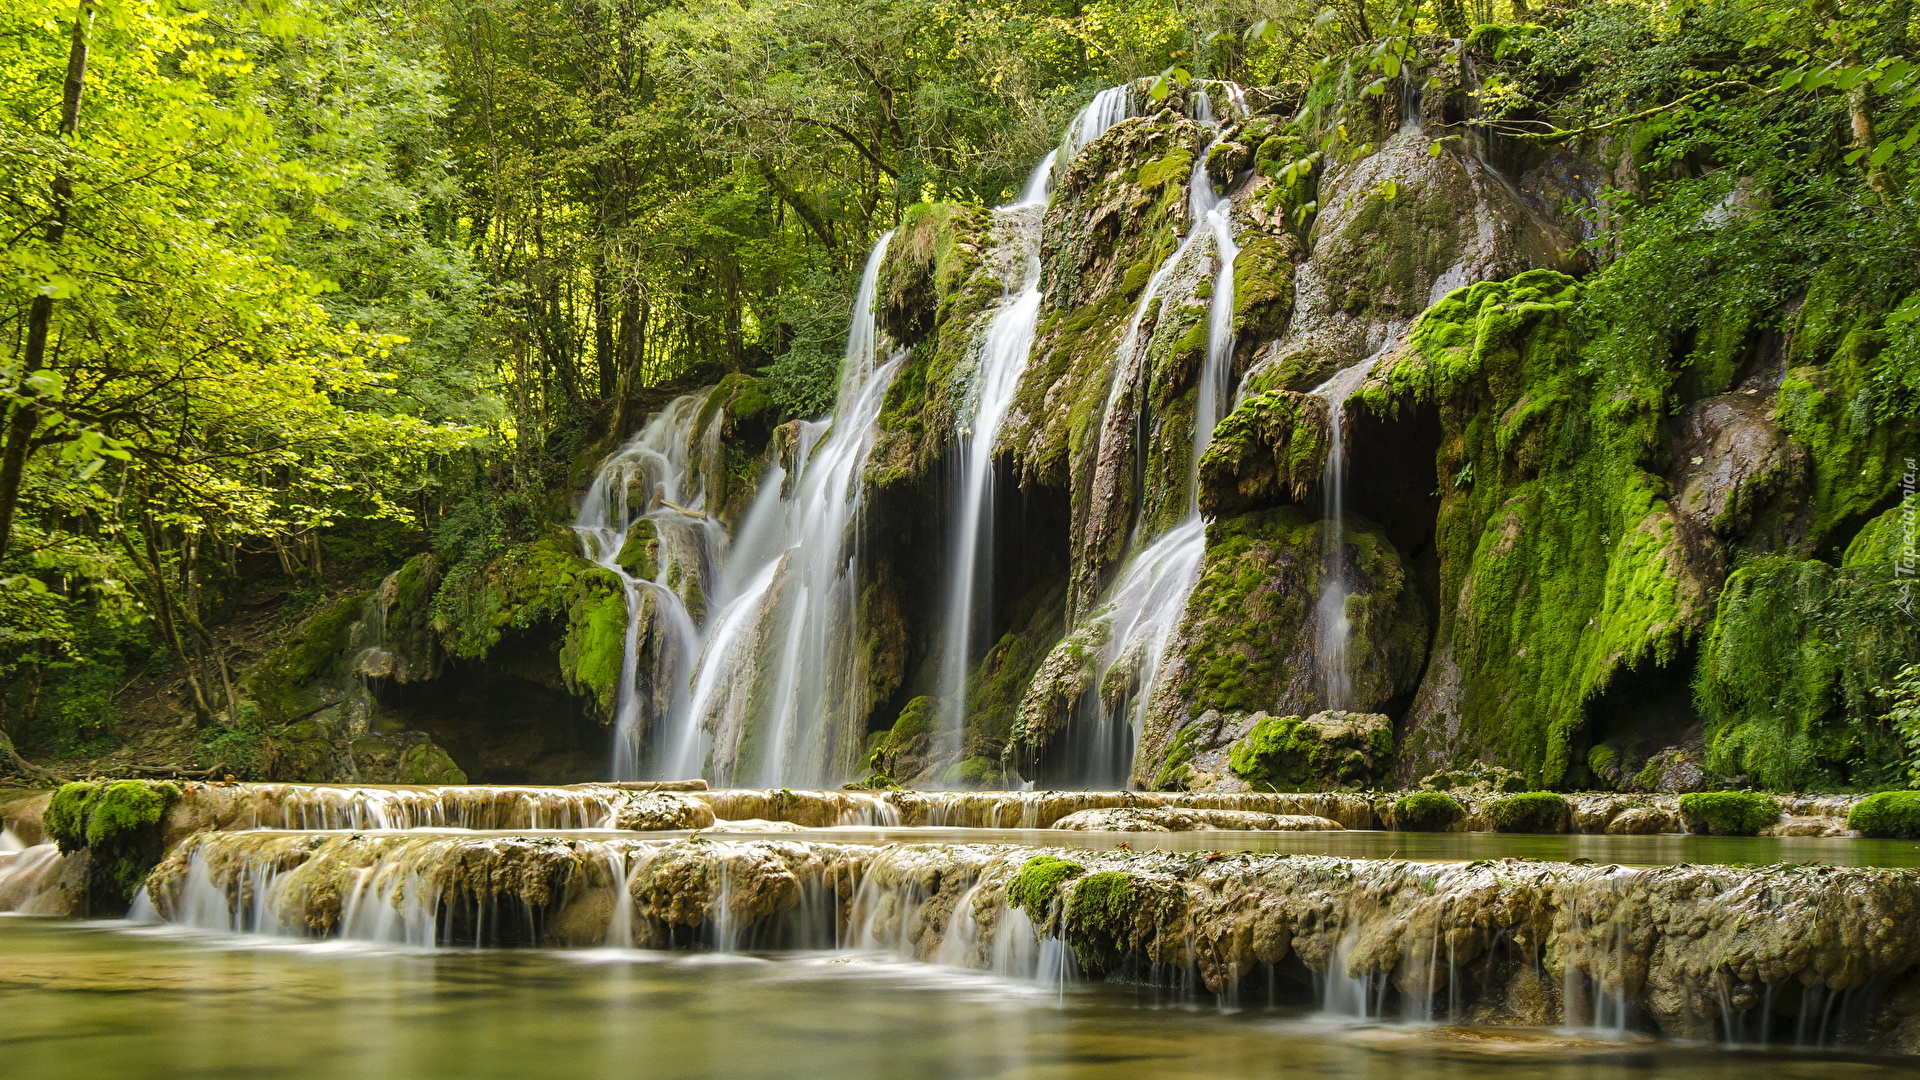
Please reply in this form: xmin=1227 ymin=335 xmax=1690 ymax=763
xmin=2 ymin=916 xmax=1912 ymax=1080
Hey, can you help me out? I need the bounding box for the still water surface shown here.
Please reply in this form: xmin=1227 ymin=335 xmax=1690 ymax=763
xmin=1 ymin=917 xmax=1911 ymax=1080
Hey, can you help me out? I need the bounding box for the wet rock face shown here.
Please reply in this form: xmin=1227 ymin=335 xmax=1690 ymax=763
xmin=1669 ymin=393 xmax=1809 ymax=546
xmin=1134 ymin=509 xmax=1425 ymax=790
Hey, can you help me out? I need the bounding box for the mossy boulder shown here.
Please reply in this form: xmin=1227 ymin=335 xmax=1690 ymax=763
xmin=1226 ymin=711 xmax=1392 ymax=792
xmin=349 ymin=733 xmax=468 ymax=785
xmin=43 ymin=780 xmax=181 ymax=912
xmin=862 ymin=696 xmax=937 ymax=786
xmin=1676 ymin=791 xmax=1780 ymax=836
xmin=247 ymin=592 xmax=367 ymax=723
xmin=1388 ymin=791 xmax=1466 ymax=831
xmin=1480 ymin=792 xmax=1570 ymax=833
xmin=1846 ymin=791 xmax=1920 ymax=839
xmin=1135 ymin=507 xmax=1426 ymax=787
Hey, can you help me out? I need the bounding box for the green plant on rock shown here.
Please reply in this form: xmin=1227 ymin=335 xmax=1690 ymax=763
xmin=45 ymin=780 xmax=181 ymax=907
xmin=1062 ymin=870 xmax=1141 ymax=974
xmin=1481 ymin=792 xmax=1569 ymax=834
xmin=1847 ymin=791 xmax=1920 ymax=839
xmin=1677 ymin=792 xmax=1780 ymax=836
xmin=1389 ymin=791 xmax=1465 ymax=832
xmin=1006 ymin=855 xmax=1084 ymax=923
xmin=1227 ymin=712 xmax=1391 ymax=792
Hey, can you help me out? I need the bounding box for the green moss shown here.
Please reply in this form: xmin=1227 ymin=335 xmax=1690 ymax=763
xmin=1197 ymin=390 xmax=1328 ymax=519
xmin=1694 ymin=555 xmax=1916 ymax=791
xmin=248 ymin=592 xmax=366 ymax=722
xmin=615 ymin=519 xmax=659 ymax=580
xmin=1161 ymin=509 xmax=1423 ymax=744
xmin=1227 ymin=713 xmax=1391 ymax=792
xmin=1847 ymin=791 xmax=1920 ymax=838
xmin=1151 ymin=723 xmax=1201 ymax=791
xmin=1135 ymin=148 xmax=1194 ymax=191
xmin=431 ymin=533 xmax=595 ymax=661
xmin=1062 ymin=870 xmax=1139 ymax=970
xmin=1677 ymin=791 xmax=1780 ymax=836
xmin=44 ymin=779 xmax=181 ymax=906
xmin=1389 ymin=791 xmax=1465 ymax=831
xmin=386 ymin=554 xmax=442 ymax=679
xmin=861 ymin=696 xmax=938 ymax=782
xmin=1006 ymin=855 xmax=1085 ymax=921
xmin=1361 ymin=271 xmax=1711 ymax=786
xmin=558 ymin=568 xmax=631 ymax=720
xmin=1481 ymin=792 xmax=1570 ymax=833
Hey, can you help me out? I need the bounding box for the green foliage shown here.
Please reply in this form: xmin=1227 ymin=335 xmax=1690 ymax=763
xmin=1847 ymin=790 xmax=1920 ymax=839
xmin=1006 ymin=855 xmax=1085 ymax=921
xmin=1887 ymin=664 xmax=1920 ymax=787
xmin=1481 ymin=792 xmax=1569 ymax=834
xmin=1695 ymin=555 xmax=1917 ymax=791
xmin=1678 ymin=791 xmax=1780 ymax=836
xmin=1389 ymin=791 xmax=1465 ymax=832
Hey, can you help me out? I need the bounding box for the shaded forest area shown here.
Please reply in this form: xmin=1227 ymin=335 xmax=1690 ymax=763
xmin=1 ymin=0 xmax=1917 ymax=786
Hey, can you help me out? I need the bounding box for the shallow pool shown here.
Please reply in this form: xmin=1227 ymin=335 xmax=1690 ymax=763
xmin=1 ymin=917 xmax=1912 ymax=1080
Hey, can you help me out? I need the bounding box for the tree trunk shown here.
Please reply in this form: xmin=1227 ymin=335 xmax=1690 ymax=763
xmin=0 ymin=0 xmax=92 ymax=564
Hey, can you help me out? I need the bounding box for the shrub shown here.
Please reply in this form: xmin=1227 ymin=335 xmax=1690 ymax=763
xmin=1846 ymin=791 xmax=1920 ymax=839
xmin=1677 ymin=791 xmax=1780 ymax=836
xmin=1389 ymin=791 xmax=1466 ymax=831
xmin=1481 ymin=792 xmax=1570 ymax=833
xmin=1006 ymin=855 xmax=1084 ymax=921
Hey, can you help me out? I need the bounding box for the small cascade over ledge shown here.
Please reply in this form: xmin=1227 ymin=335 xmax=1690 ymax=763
xmin=110 ymin=822 xmax=1920 ymax=1055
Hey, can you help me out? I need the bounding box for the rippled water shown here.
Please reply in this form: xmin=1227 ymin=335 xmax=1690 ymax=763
xmin=1 ymin=918 xmax=1912 ymax=1080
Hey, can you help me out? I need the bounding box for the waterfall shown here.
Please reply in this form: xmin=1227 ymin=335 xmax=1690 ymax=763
xmin=676 ymin=234 xmax=901 ymax=787
xmin=574 ymin=394 xmax=718 ymax=779
xmin=1048 ymin=86 xmax=1243 ymax=787
xmin=934 ymin=88 xmax=1131 ymax=780
xmin=1309 ymin=354 xmax=1383 ymax=711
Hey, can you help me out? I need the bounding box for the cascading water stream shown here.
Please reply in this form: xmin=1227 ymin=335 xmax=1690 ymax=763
xmin=1051 ymin=85 xmax=1243 ymax=787
xmin=1308 ymin=353 xmax=1383 ymax=712
xmin=674 ymin=235 xmax=901 ymax=787
xmin=575 ymin=395 xmax=719 ymax=779
xmin=934 ymin=87 xmax=1131 ymax=778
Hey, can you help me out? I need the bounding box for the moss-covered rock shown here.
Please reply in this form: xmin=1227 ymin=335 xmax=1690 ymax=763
xmin=247 ymin=592 xmax=367 ymax=724
xmin=1847 ymin=791 xmax=1920 ymax=839
xmin=1677 ymin=791 xmax=1780 ymax=836
xmin=1196 ymin=390 xmax=1330 ymax=519
xmin=1366 ymin=272 xmax=1719 ymax=787
xmin=1006 ymin=854 xmax=1085 ymax=922
xmin=1481 ymin=792 xmax=1570 ymax=833
xmin=1225 ymin=711 xmax=1392 ymax=792
xmin=1388 ymin=791 xmax=1466 ymax=831
xmin=43 ymin=779 xmax=181 ymax=912
xmin=1132 ymin=507 xmax=1424 ymax=788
